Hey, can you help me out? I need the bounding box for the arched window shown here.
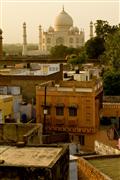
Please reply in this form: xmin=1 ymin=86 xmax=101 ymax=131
xmin=76 ymin=38 xmax=79 ymax=43
xmin=47 ymin=38 xmax=51 ymax=43
xmin=69 ymin=38 xmax=73 ymax=43
xmin=56 ymin=37 xmax=64 ymax=45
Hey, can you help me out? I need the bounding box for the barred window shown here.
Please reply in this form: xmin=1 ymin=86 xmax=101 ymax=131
xmin=56 ymin=107 xmax=64 ymax=116
xmin=69 ymin=38 xmax=73 ymax=43
xmin=69 ymin=107 xmax=77 ymax=116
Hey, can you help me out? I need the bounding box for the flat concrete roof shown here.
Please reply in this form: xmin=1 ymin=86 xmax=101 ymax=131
xmin=89 ymin=157 xmax=120 ymax=180
xmin=0 ymin=146 xmax=62 ymax=167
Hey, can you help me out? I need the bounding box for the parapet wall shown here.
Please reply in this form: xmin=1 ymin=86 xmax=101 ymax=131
xmin=0 ymin=123 xmax=42 ymax=145
xmin=77 ymin=157 xmax=111 ymax=180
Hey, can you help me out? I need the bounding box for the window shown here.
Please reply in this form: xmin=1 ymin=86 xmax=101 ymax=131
xmin=56 ymin=37 xmax=64 ymax=45
xmin=56 ymin=107 xmax=64 ymax=116
xmin=79 ymin=135 xmax=85 ymax=145
xmin=69 ymin=107 xmax=77 ymax=116
xmin=76 ymin=38 xmax=79 ymax=43
xmin=47 ymin=38 xmax=51 ymax=43
xmin=69 ymin=38 xmax=73 ymax=43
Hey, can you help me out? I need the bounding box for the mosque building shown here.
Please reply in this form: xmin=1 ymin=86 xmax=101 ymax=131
xmin=22 ymin=7 xmax=93 ymax=56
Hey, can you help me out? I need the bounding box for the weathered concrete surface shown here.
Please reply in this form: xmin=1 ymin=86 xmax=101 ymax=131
xmin=77 ymin=157 xmax=111 ymax=180
xmin=0 ymin=144 xmax=69 ymax=180
xmin=0 ymin=123 xmax=42 ymax=145
xmin=1 ymin=146 xmax=62 ymax=167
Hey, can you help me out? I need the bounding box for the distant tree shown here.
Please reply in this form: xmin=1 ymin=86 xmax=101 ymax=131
xmin=50 ymin=45 xmax=68 ymax=58
xmin=100 ymin=29 xmax=120 ymax=70
xmin=103 ymin=70 xmax=120 ymax=95
xmin=3 ymin=44 xmax=38 ymax=56
xmin=94 ymin=20 xmax=111 ymax=38
xmin=85 ymin=20 xmax=119 ymax=62
xmin=85 ymin=37 xmax=105 ymax=59
xmin=67 ymin=50 xmax=87 ymax=69
xmin=94 ymin=20 xmax=118 ymax=39
xmin=50 ymin=45 xmax=82 ymax=58
xmin=66 ymin=47 xmax=81 ymax=56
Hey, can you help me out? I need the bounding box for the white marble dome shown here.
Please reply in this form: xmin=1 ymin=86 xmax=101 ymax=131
xmin=54 ymin=7 xmax=73 ymax=31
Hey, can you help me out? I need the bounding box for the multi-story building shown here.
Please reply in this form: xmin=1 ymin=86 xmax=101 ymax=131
xmin=0 ymin=63 xmax=63 ymax=100
xmin=36 ymin=80 xmax=103 ymax=149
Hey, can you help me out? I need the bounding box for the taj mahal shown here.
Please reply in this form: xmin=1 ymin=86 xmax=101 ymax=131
xmin=22 ymin=7 xmax=93 ymax=56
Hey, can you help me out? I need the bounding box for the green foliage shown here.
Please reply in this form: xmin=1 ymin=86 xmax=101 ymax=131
xmin=94 ymin=20 xmax=118 ymax=39
xmin=50 ymin=45 xmax=68 ymax=58
xmin=85 ymin=37 xmax=105 ymax=59
xmin=103 ymin=70 xmax=120 ymax=95
xmin=67 ymin=50 xmax=87 ymax=69
xmin=95 ymin=20 xmax=111 ymax=39
xmin=50 ymin=45 xmax=81 ymax=58
xmin=85 ymin=20 xmax=120 ymax=63
xmin=100 ymin=29 xmax=120 ymax=70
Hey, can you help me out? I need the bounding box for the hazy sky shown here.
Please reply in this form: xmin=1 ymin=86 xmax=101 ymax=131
xmin=0 ymin=0 xmax=120 ymax=43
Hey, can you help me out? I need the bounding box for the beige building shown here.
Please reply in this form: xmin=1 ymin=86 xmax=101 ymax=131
xmin=22 ymin=7 xmax=86 ymax=55
xmin=0 ymin=95 xmax=13 ymax=123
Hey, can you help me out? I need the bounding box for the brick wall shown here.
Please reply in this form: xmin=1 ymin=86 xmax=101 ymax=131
xmin=77 ymin=157 xmax=111 ymax=180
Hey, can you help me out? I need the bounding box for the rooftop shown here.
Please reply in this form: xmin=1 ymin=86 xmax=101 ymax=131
xmin=0 ymin=63 xmax=60 ymax=76
xmin=0 ymin=123 xmax=42 ymax=145
xmin=0 ymin=146 xmax=62 ymax=167
xmin=88 ymin=156 xmax=120 ymax=179
xmin=37 ymin=79 xmax=103 ymax=94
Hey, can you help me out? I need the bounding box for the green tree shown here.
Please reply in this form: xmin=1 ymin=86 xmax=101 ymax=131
xmin=50 ymin=45 xmax=68 ymax=58
xmin=94 ymin=20 xmax=118 ymax=39
xmin=50 ymin=45 xmax=81 ymax=59
xmin=66 ymin=47 xmax=81 ymax=56
xmin=103 ymin=70 xmax=120 ymax=95
xmin=85 ymin=36 xmax=105 ymax=59
xmin=67 ymin=50 xmax=87 ymax=69
xmin=85 ymin=20 xmax=119 ymax=62
xmin=95 ymin=20 xmax=111 ymax=38
xmin=100 ymin=29 xmax=120 ymax=70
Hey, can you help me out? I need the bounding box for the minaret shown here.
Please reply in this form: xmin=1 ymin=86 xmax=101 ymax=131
xmin=90 ymin=21 xmax=93 ymax=38
xmin=62 ymin=5 xmax=64 ymax=11
xmin=0 ymin=29 xmax=3 ymax=60
xmin=38 ymin=25 xmax=42 ymax=51
xmin=22 ymin=22 xmax=27 ymax=56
